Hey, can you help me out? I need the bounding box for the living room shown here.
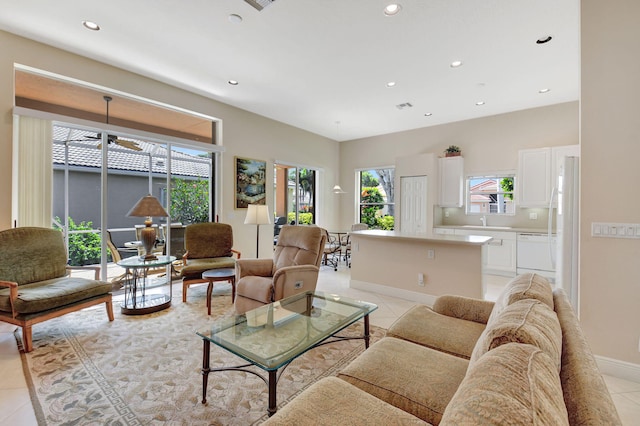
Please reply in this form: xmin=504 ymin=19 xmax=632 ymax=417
xmin=0 ymin=1 xmax=639 ymax=424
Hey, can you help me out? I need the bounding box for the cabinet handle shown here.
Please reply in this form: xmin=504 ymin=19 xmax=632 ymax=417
xmin=489 ymin=239 xmax=503 ymax=246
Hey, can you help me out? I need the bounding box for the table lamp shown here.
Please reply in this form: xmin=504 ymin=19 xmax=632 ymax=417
xmin=244 ymin=204 xmax=271 ymax=258
xmin=126 ymin=194 xmax=169 ymax=260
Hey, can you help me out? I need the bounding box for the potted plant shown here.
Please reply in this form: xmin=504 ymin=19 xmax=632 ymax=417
xmin=444 ymin=145 xmax=462 ymax=157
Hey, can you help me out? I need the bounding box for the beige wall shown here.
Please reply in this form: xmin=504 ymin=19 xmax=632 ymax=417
xmin=338 ymin=101 xmax=579 ymax=228
xmin=580 ymin=1 xmax=640 ymax=365
xmin=0 ymin=30 xmax=340 ymax=258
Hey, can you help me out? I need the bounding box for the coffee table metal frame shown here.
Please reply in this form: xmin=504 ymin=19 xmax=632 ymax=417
xmin=117 ymin=255 xmax=176 ymax=315
xmin=202 ymin=268 xmax=236 ymax=315
xmin=196 ymin=291 xmax=377 ymax=416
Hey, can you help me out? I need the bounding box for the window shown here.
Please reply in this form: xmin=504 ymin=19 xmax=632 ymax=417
xmin=467 ymin=175 xmax=515 ymax=215
xmin=274 ymin=164 xmax=316 ymax=226
xmin=358 ymin=168 xmax=395 ymax=229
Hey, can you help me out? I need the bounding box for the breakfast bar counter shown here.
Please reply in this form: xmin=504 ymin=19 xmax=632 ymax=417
xmin=349 ymin=230 xmax=492 ymax=303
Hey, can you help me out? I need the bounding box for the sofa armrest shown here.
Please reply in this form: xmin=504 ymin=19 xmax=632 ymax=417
xmin=66 ymin=265 xmax=100 ymax=280
xmin=236 ymin=259 xmax=274 ymax=279
xmin=0 ymin=280 xmax=18 ymax=318
xmin=433 ymin=295 xmax=495 ymax=324
xmin=272 ymin=265 xmax=320 ymax=300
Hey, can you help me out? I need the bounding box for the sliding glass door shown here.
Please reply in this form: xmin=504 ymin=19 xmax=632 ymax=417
xmin=52 ymin=124 xmax=215 ymax=280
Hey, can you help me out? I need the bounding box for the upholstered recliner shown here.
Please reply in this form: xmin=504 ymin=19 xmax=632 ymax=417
xmin=234 ymin=225 xmax=326 ymax=314
xmin=180 ymin=223 xmax=241 ymax=302
xmin=0 ymin=227 xmax=114 ymax=352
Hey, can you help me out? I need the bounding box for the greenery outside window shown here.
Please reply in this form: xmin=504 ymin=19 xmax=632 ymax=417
xmin=358 ymin=168 xmax=395 ymax=229
xmin=467 ymin=174 xmax=515 ymax=215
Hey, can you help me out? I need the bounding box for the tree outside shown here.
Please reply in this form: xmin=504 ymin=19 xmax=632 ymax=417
xmin=55 ymin=217 xmax=106 ymax=266
xmin=171 ymin=178 xmax=209 ymax=224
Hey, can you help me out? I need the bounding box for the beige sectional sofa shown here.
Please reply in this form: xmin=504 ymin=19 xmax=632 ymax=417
xmin=264 ymin=273 xmax=622 ymax=425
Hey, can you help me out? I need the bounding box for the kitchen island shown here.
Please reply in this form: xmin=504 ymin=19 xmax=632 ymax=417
xmin=349 ymin=230 xmax=492 ymax=304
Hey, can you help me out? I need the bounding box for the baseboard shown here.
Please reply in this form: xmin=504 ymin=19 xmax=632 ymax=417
xmin=350 ymin=279 xmax=438 ymax=306
xmin=595 ymin=355 xmax=640 ymax=384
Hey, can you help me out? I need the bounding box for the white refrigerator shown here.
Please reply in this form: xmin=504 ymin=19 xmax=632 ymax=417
xmin=552 ymin=156 xmax=580 ymax=313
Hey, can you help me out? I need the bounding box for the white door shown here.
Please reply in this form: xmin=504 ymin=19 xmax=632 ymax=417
xmin=400 ymin=175 xmax=427 ymax=233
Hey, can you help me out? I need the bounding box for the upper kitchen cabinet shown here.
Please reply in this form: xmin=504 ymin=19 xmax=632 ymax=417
xmin=439 ymin=156 xmax=464 ymax=207
xmin=518 ymin=148 xmax=551 ymax=207
xmin=517 ymin=145 xmax=579 ymax=208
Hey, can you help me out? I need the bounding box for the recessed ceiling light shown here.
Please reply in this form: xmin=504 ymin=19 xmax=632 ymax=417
xmin=476 ymin=101 xmax=485 ymax=106
xmin=450 ymin=60 xmax=463 ymax=68
xmin=82 ymin=20 xmax=100 ymax=31
xmin=539 ymin=88 xmax=550 ymax=94
xmin=386 ymin=81 xmax=396 ymax=88
xmin=228 ymin=14 xmax=243 ymax=23
xmin=536 ymin=35 xmax=553 ymax=44
xmin=228 ymin=80 xmax=239 ymax=85
xmin=384 ymin=4 xmax=402 ymax=16
xmin=424 ymin=112 xmax=433 ymax=117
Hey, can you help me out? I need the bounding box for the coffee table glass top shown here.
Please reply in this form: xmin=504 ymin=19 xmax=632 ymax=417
xmin=196 ymin=291 xmax=377 ymax=370
xmin=117 ymin=255 xmax=176 ymax=268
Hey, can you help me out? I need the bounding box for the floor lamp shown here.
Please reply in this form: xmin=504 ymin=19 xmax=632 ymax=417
xmin=244 ymin=204 xmax=271 ymax=258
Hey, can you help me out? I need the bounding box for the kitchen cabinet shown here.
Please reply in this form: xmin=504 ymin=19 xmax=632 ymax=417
xmin=454 ymin=228 xmax=517 ymax=276
xmin=518 ymin=145 xmax=579 ymax=208
xmin=518 ymin=148 xmax=551 ymax=207
xmin=439 ymin=156 xmax=464 ymax=207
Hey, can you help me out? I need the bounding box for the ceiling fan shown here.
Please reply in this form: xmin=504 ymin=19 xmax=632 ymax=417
xmin=67 ymin=96 xmax=142 ymax=151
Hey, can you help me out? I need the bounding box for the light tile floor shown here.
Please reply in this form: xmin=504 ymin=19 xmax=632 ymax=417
xmin=1 ymin=266 xmax=638 ymax=425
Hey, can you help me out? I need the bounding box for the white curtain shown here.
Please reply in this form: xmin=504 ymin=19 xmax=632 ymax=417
xmin=13 ymin=115 xmax=53 ymax=227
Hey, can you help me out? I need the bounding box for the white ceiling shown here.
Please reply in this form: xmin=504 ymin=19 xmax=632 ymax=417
xmin=0 ymin=0 xmax=580 ymax=141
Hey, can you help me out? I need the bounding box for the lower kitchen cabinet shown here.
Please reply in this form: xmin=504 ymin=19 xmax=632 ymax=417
xmin=454 ymin=229 xmax=517 ymax=276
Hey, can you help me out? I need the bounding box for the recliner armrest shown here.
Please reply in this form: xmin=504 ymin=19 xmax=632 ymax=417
xmin=236 ymin=258 xmax=274 ymax=278
xmin=433 ymin=295 xmax=495 ymax=324
xmin=272 ymin=265 xmax=320 ymax=300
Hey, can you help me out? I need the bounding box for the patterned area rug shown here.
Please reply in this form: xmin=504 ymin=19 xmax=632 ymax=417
xmin=18 ymin=284 xmax=383 ymax=425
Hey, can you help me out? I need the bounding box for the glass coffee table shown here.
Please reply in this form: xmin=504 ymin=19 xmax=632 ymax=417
xmin=196 ymin=291 xmax=377 ymax=416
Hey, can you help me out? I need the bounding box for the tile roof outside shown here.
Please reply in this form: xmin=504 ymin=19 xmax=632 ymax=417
xmin=52 ymin=125 xmax=209 ymax=178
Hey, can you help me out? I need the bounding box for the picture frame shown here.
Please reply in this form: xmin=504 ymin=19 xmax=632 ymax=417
xmin=235 ymin=156 xmax=267 ymax=209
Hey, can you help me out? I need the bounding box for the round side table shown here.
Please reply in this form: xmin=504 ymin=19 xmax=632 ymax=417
xmin=117 ymin=255 xmax=176 ymax=315
xmin=202 ymin=268 xmax=236 ymax=315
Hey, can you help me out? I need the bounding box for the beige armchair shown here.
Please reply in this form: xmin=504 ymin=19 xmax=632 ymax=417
xmin=0 ymin=227 xmax=113 ymax=352
xmin=180 ymin=223 xmax=241 ymax=302
xmin=234 ymin=226 xmax=326 ymax=314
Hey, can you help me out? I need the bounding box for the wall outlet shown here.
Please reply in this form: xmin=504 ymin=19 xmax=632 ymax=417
xmin=427 ymin=249 xmax=435 ymax=259
xmin=529 ymin=212 xmax=538 ymax=220
xmin=418 ymin=273 xmax=425 ymax=286
xmin=444 ymin=211 xmax=450 ymax=218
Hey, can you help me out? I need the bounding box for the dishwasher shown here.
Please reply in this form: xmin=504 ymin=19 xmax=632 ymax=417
xmin=516 ymin=233 xmax=556 ymax=282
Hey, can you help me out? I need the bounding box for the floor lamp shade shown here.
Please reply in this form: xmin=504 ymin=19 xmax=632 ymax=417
xmin=244 ymin=204 xmax=271 ymax=258
xmin=127 ymin=194 xmax=169 ymax=260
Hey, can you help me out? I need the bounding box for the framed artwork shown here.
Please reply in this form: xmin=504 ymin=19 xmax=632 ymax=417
xmin=235 ymin=156 xmax=267 ymax=209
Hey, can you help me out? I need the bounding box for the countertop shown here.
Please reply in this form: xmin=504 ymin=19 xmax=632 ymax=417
xmin=350 ymin=229 xmax=493 ymax=246
xmin=434 ymin=225 xmax=553 ymax=234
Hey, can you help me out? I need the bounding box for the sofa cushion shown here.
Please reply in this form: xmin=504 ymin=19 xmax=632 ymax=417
xmin=263 ymin=377 xmax=431 ymax=425
xmin=441 ymin=343 xmax=569 ymax=425
xmin=180 ymin=257 xmax=236 ymax=278
xmin=0 ymin=277 xmax=112 ymax=314
xmin=487 ymin=273 xmax=554 ymax=328
xmin=184 ymin=223 xmax=233 ymax=259
xmin=0 ymin=227 xmax=68 ymax=285
xmin=386 ymin=305 xmax=486 ymax=359
xmin=469 ymin=299 xmax=562 ymax=371
xmin=338 ymin=337 xmax=468 ymax=425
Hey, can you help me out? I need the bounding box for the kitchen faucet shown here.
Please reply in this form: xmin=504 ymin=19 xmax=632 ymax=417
xmin=480 ymin=215 xmax=487 ymax=227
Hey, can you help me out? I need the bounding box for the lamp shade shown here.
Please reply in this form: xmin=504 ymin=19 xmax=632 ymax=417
xmin=244 ymin=204 xmax=271 ymax=225
xmin=127 ymin=194 xmax=169 ymax=218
